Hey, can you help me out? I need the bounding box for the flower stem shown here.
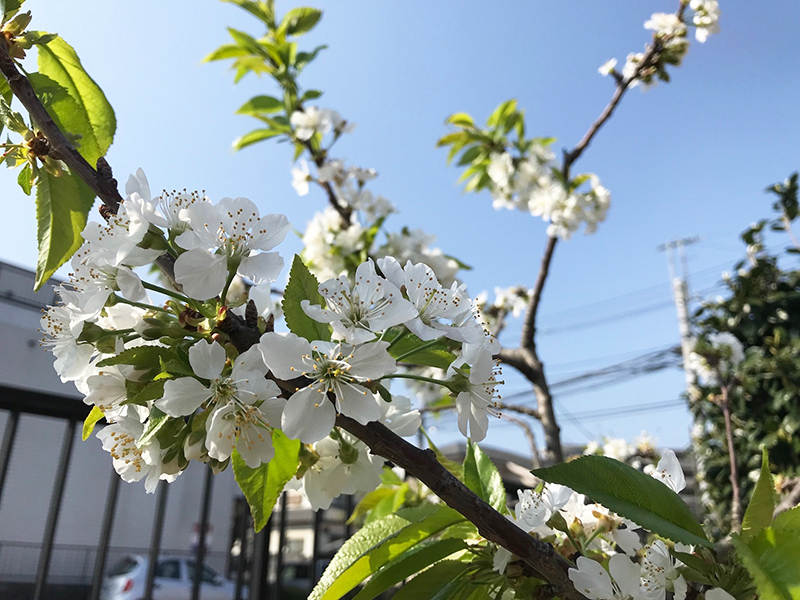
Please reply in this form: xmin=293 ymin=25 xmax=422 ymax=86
xmin=142 ymin=280 xmax=192 ymax=303
xmin=393 ymin=339 xmax=441 ymax=363
xmin=116 ymin=297 xmax=169 ymax=313
xmin=381 ymin=373 xmax=452 ymax=389
xmin=386 ymin=329 xmax=409 ymax=350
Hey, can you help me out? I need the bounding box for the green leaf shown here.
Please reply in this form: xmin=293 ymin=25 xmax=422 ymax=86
xmin=137 ymin=408 xmax=169 ymax=448
xmin=532 ymin=455 xmax=711 ymax=547
xmin=422 ymin=429 xmax=464 ymax=480
xmin=203 ymin=43 xmax=250 ymax=62
xmin=311 ymin=505 xmax=465 ymax=600
xmin=222 ymin=0 xmax=274 ymax=26
xmin=232 ymin=430 xmax=300 ymax=532
xmin=295 ymin=45 xmax=327 ymax=71
xmin=280 ymin=7 xmax=322 ymax=36
xmin=348 ymin=487 xmax=398 ymax=524
xmin=463 ymin=441 xmax=507 ymax=514
xmin=17 ymin=162 xmax=32 ymax=195
xmin=385 ymin=329 xmax=456 ymax=370
xmin=742 ymin=448 xmax=777 ymax=542
xmin=97 ymin=346 xmax=176 ymax=371
xmin=82 ymin=406 xmax=104 ymax=441
xmin=391 ymin=560 xmax=472 ymax=600
xmin=301 ymin=89 xmax=323 ymax=102
xmin=36 ymin=35 xmax=116 ymax=165
xmin=0 ymin=0 xmax=23 ymax=22
xmin=0 ymin=77 xmax=12 ymax=137
xmin=236 ymin=94 xmax=284 ymax=116
xmin=34 ymin=169 xmax=94 ymax=289
xmin=736 ymin=516 xmax=800 ymax=600
xmin=283 ymin=255 xmax=331 ymax=342
xmin=122 ymin=379 xmax=165 ymax=406
xmin=232 ymin=128 xmax=285 ymax=150
xmin=365 ymin=483 xmax=408 ymax=524
xmin=445 ymin=113 xmax=474 ymax=128
xmin=353 ymin=538 xmax=468 ymax=600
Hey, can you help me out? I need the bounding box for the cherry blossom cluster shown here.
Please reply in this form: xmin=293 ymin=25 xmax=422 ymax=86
xmin=486 ymin=148 xmax=611 ymax=240
xmin=289 ymin=107 xmax=462 ymax=286
xmin=495 ymin=450 xmax=730 ymax=600
xmin=599 ymin=3 xmax=720 ymax=90
xmin=41 ymin=178 xmax=500 ymax=501
xmin=475 ymin=285 xmax=533 ymax=334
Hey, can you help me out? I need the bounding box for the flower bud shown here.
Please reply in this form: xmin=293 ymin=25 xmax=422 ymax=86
xmin=339 ymin=440 xmax=359 ymax=465
xmin=295 ymin=444 xmax=320 ymax=478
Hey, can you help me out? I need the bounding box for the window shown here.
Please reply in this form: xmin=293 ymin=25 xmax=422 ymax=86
xmin=155 ymin=560 xmax=181 ymax=580
xmin=186 ymin=561 xmax=220 ymax=584
xmin=108 ymin=556 xmax=138 ymax=576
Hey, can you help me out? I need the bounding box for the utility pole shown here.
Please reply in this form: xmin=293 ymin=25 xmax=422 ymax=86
xmin=658 ymin=236 xmax=702 ymax=400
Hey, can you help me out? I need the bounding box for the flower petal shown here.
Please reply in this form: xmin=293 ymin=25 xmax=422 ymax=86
xmin=335 ymin=383 xmax=381 ymax=425
xmin=348 ymin=341 xmax=396 ymax=380
xmin=156 ymin=377 xmax=210 ymax=417
xmin=258 ymin=332 xmax=311 ymax=379
xmin=239 ymin=252 xmax=284 ymax=284
xmin=174 ymin=249 xmax=227 ymax=300
xmin=189 ymin=340 xmax=226 ymax=380
xmin=281 ymin=386 xmax=335 ymax=443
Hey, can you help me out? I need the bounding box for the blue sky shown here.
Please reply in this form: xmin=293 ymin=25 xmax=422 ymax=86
xmin=1 ymin=1 xmax=798 ymax=455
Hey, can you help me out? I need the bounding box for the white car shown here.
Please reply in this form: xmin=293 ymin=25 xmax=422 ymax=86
xmin=101 ymin=554 xmax=241 ymax=600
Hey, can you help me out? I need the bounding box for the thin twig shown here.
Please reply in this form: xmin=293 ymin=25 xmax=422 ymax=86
xmin=500 ymin=413 xmax=542 ymax=469
xmin=421 ymin=401 xmax=541 ymax=421
xmin=720 ymin=384 xmax=742 ymax=532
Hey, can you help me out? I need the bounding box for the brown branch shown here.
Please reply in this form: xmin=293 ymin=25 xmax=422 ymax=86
xmin=0 ymin=36 xmax=122 ymax=212
xmin=720 ymin=384 xmax=742 ymax=532
xmin=336 ymin=414 xmax=582 ymax=599
xmin=302 ymin=139 xmax=352 ymax=227
xmin=520 ymin=235 xmax=558 ymax=351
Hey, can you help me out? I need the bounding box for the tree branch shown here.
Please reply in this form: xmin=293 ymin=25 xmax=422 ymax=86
xmin=335 ymin=414 xmax=581 ymax=599
xmin=520 ymin=235 xmax=558 ymax=351
xmin=0 ymin=36 xmax=122 ymax=212
xmin=720 ymin=384 xmax=742 ymax=532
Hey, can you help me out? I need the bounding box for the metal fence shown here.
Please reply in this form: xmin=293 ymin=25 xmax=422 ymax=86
xmin=0 ymin=386 xmax=352 ymax=600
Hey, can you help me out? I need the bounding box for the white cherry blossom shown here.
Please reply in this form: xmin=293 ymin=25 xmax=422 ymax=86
xmin=378 ymin=257 xmax=482 ymax=344
xmin=569 ymin=555 xmax=642 ymax=600
xmin=259 ymin=333 xmax=396 ymax=443
xmin=640 ymin=540 xmax=687 ymax=600
xmin=291 ymin=160 xmax=312 ymax=196
xmin=302 ymin=259 xmax=417 ymax=344
xmin=174 ymin=197 xmax=289 ymax=300
xmin=450 ymin=349 xmax=502 ymax=442
xmin=515 ymin=484 xmax=572 ymax=531
xmin=650 ymin=449 xmax=686 ymax=493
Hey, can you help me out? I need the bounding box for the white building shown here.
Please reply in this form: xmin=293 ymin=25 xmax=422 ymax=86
xmin=0 ymin=260 xmax=344 ymax=598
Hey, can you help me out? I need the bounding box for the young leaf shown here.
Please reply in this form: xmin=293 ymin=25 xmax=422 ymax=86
xmin=279 ymin=7 xmax=322 ymax=36
xmin=735 ymin=514 xmax=800 ymax=600
xmin=233 ymin=128 xmax=285 ymax=150
xmin=34 ymin=170 xmax=94 ymax=289
xmin=137 ymin=408 xmax=169 ymax=448
xmin=741 ymin=448 xmax=777 ymax=542
xmin=391 ymin=560 xmax=472 ymax=600
xmin=236 ymin=95 xmax=284 ymax=116
xmin=37 ymin=35 xmax=116 ymax=165
xmin=310 ymin=505 xmax=465 ymax=600
xmin=17 ymin=162 xmax=32 ymax=195
xmin=352 ymin=538 xmax=468 ymax=600
xmin=97 ymin=346 xmax=177 ymax=371
xmin=82 ymin=405 xmax=104 ymax=441
xmin=283 ymin=255 xmax=331 ymax=342
xmin=347 ymin=487 xmax=397 ymax=524
xmin=422 ymin=429 xmax=464 ymax=480
xmin=463 ymin=441 xmax=508 ymax=514
xmin=385 ymin=329 xmax=456 ymax=370
xmin=232 ymin=430 xmax=301 ymax=532
xmin=532 ymin=455 xmax=711 ymax=547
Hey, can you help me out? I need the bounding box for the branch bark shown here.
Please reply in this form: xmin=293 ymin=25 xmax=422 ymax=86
xmin=0 ymin=36 xmax=122 ymax=212
xmin=496 ymin=3 xmax=687 ymax=463
xmin=774 ymin=478 xmax=800 ymax=518
xmin=336 ymin=414 xmax=580 ymax=598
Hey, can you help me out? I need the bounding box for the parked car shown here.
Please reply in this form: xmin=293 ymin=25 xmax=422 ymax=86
xmin=101 ymin=554 xmax=241 ymax=600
